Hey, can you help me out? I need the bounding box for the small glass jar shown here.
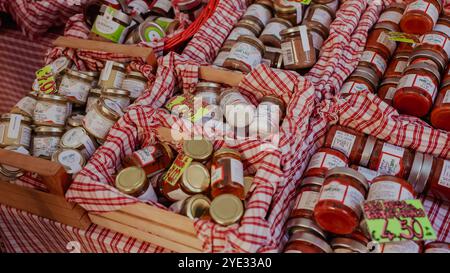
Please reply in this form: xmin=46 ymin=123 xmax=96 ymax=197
xmin=86 ymin=88 xmax=102 ymax=113
xmin=83 ymin=98 xmax=123 ymax=140
xmin=340 ymin=66 xmax=379 ymax=96
xmin=290 ymin=177 xmax=324 ymax=220
xmin=151 ymin=0 xmax=173 ymax=17
xmin=409 ymin=47 xmax=446 ymax=73
xmin=223 ymin=35 xmax=266 ymax=73
xmin=33 ymin=94 xmax=70 ymax=127
xmin=367 ymin=28 xmax=398 ymax=59
xmin=433 ymin=15 xmax=450 ymax=36
xmin=378 ymin=241 xmax=422 ymax=253
xmin=303 ymin=4 xmax=335 ymax=31
xmin=330 ymin=237 xmax=368 ymax=253
xmin=51 ymin=148 xmax=86 ymax=175
xmin=32 ymin=126 xmax=64 ymax=159
xmin=99 ymin=61 xmax=126 ymax=89
xmin=248 ymin=95 xmax=285 ymax=138
xmin=431 ymin=83 xmax=450 ymax=131
xmin=284 ymin=231 xmax=332 ymax=253
xmin=116 ymin=166 xmax=157 ymax=202
xmin=90 ymin=5 xmax=132 ymax=43
xmin=209 ymin=193 xmax=244 ymax=226
xmin=194 ymin=82 xmax=222 ymax=105
xmin=101 ymin=88 xmax=130 ymax=110
xmin=395 ymin=42 xmax=415 ymax=55
xmin=304 ymin=21 xmax=329 ymax=57
xmin=262 ymin=46 xmax=283 ymax=68
xmin=59 ymin=69 xmax=95 ymax=105
xmin=11 ymin=92 xmax=38 ymax=118
xmin=358 ymin=49 xmax=388 ymax=79
xmin=65 ymin=114 xmax=85 ymax=130
xmin=424 ymin=241 xmax=450 ymax=253
xmin=60 ymin=127 xmax=98 ymax=159
xmin=304 ymin=147 xmax=349 ymax=178
xmin=314 ymin=167 xmax=369 ymax=235
xmin=415 ymin=31 xmax=450 ymax=71
xmin=384 ymin=53 xmax=409 ymax=78
xmin=180 ymin=194 xmax=211 ymax=220
xmin=242 ymin=3 xmax=273 ymax=30
xmin=286 ymin=217 xmax=327 ymax=239
xmin=280 ymin=25 xmax=316 ymax=70
xmin=377 ymin=77 xmax=400 ymax=105
xmin=0 ymin=146 xmax=29 ymax=181
xmin=219 ymin=88 xmax=256 ymax=128
xmin=121 ymin=71 xmax=147 ymax=100
xmin=259 ymin=18 xmax=292 ymax=48
xmin=213 ymin=41 xmax=235 ymax=67
xmin=126 ymin=143 xmax=175 ymax=177
xmin=0 ymin=114 xmax=32 ymax=149
xmin=177 ymin=0 xmax=203 ymax=21
xmin=368 ymin=140 xmax=414 ymax=178
xmin=367 ymin=175 xmax=415 ymax=201
xmin=226 ymin=19 xmax=262 ymax=42
xmin=211 ymin=148 xmax=245 ymax=200
xmin=393 ymin=62 xmax=441 ymax=117
xmin=399 ymin=0 xmax=442 ymax=35
xmin=376 ymin=2 xmax=406 ymax=31
xmin=274 ymin=0 xmax=303 ymax=26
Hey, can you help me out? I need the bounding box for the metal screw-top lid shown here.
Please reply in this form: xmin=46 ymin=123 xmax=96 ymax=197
xmin=181 ymin=162 xmax=210 ymax=194
xmin=115 ymin=166 xmax=147 ymax=196
xmin=274 ymin=0 xmax=297 ymax=14
xmin=101 ymin=88 xmax=130 ymax=97
xmin=286 ymin=217 xmax=327 ymax=239
xmin=380 ymin=77 xmax=400 ymax=87
xmin=181 ymin=194 xmax=211 ymax=220
xmin=413 ymin=154 xmax=434 ymax=194
xmin=89 ymin=88 xmax=102 ymax=95
xmin=126 ymin=71 xmax=147 ymax=80
xmin=301 ymin=176 xmax=325 ymax=187
xmin=99 ymin=4 xmax=132 ymax=24
xmin=213 ymin=147 xmax=241 ymax=159
xmin=288 ymin=231 xmax=332 ymax=253
xmin=34 ymin=126 xmax=65 ymax=134
xmin=266 ymin=17 xmax=293 ymax=28
xmin=353 ymin=65 xmax=380 ymax=89
xmin=65 ymin=69 xmax=95 ymax=81
xmin=408 ymin=151 xmax=424 ymax=186
xmin=330 ymin=237 xmax=368 ymax=253
xmin=326 ymin=167 xmax=369 ymax=191
xmin=374 ymin=21 xmax=399 ymax=32
xmin=210 ymin=194 xmax=244 ymax=226
xmin=37 ymin=93 xmax=68 ymax=103
xmin=67 ymin=114 xmax=85 ymax=128
xmin=196 ymin=82 xmax=222 ymax=91
xmin=409 ymin=49 xmax=446 ymax=73
xmin=360 ymin=135 xmax=377 ymax=167
xmin=236 ymin=18 xmax=263 ymax=35
xmin=98 ymin=98 xmax=123 ymax=120
xmin=236 ymin=35 xmax=266 ymax=55
xmin=183 ymin=139 xmax=214 ymax=161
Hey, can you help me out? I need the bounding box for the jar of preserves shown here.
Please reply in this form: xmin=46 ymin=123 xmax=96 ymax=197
xmin=101 ymin=88 xmax=130 ymax=110
xmin=0 ymin=146 xmax=29 ymax=181
xmin=90 ymin=5 xmax=132 ymax=43
xmin=11 ymin=92 xmax=38 ymax=118
xmin=0 ymin=114 xmax=32 ymax=149
xmin=223 ymin=35 xmax=265 ymax=73
xmin=434 ymin=15 xmax=450 ymax=36
xmin=33 ymin=94 xmax=70 ymax=127
xmin=303 ymin=4 xmax=335 ymax=30
xmin=393 ymin=62 xmax=441 ymax=117
xmin=350 ymin=165 xmax=378 ymax=183
xmin=378 ymin=241 xmax=422 ymax=253
xmin=377 ymin=77 xmax=400 ymax=105
xmin=286 ymin=217 xmax=327 ymax=239
xmin=376 ymin=2 xmax=406 ymax=31
xmin=330 ymin=237 xmax=368 ymax=253
xmin=115 ymin=166 xmax=157 ymax=202
xmin=66 ymin=114 xmax=85 ymax=130
xmin=194 ymin=82 xmax=221 ymax=105
xmin=126 ymin=143 xmax=175 ymax=177
xmin=395 ymin=42 xmax=415 ymax=55
xmin=248 ymin=95 xmax=285 ymax=138
xmin=304 ymin=21 xmax=329 ymax=57
xmin=259 ymin=18 xmax=292 ymax=48
xmin=219 ymin=88 xmax=256 ymax=128
xmin=424 ymin=241 xmax=450 ymax=253
xmin=304 ymin=147 xmax=348 ymax=178
xmin=280 ymin=26 xmax=316 ymax=70
xmin=384 ymin=53 xmax=409 ymax=78
xmin=211 ymin=148 xmax=245 ymax=200
xmin=415 ymin=31 xmax=450 ymax=71
xmin=51 ymin=148 xmax=86 ymax=175
xmin=409 ymin=47 xmax=446 ymax=73
xmin=180 ymin=194 xmax=211 ymax=220
xmin=177 ymin=0 xmax=203 ymax=21
xmin=274 ymin=0 xmax=303 ymax=26
xmin=290 ymin=177 xmax=324 ymax=220
xmin=358 ymin=49 xmax=388 ymax=79
xmin=209 ymin=193 xmax=244 ymax=226
xmin=151 ymin=0 xmax=173 ymax=17
xmin=86 ymin=88 xmax=102 ymax=113
xmin=59 ymin=69 xmax=95 ymax=105
xmin=83 ymin=98 xmax=123 ymax=140
xmin=367 ymin=175 xmax=415 ymax=201
xmin=226 ymin=19 xmax=262 ymax=42
xmin=340 ymin=66 xmax=379 ymax=96
xmin=431 ymin=83 xmax=450 ymax=131
xmin=262 ymin=46 xmax=283 ymax=68
xmin=121 ymin=71 xmax=147 ymax=100
xmin=32 ymin=126 xmax=64 ymax=159
xmin=99 ymin=61 xmax=126 ymax=89
xmin=368 ymin=140 xmax=414 ymax=178
xmin=60 ymin=127 xmax=98 ymax=159
xmin=284 ymin=231 xmax=332 ymax=253
xmin=183 ymin=139 xmax=214 ymax=162
xmin=242 ymin=3 xmax=273 ymax=29
xmin=314 ymin=167 xmax=369 ymax=235
xmin=400 ymin=0 xmax=442 ymax=35
xmin=213 ymin=41 xmax=235 ymax=67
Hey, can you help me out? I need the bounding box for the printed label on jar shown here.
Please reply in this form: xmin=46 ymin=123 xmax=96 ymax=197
xmin=92 ymin=7 xmax=126 ymax=43
xmin=319 ymin=181 xmax=365 ymax=215
xmin=367 ymin=181 xmax=414 ymax=201
xmin=310 ymin=30 xmax=324 ymax=50
xmin=59 ymin=77 xmax=91 ymax=103
xmin=81 ymin=135 xmax=96 ymax=157
xmin=443 ymin=90 xmax=450 ymax=104
xmin=227 ymin=27 xmax=255 ymax=41
xmin=166 ymin=187 xmax=191 ymax=201
xmin=154 ymin=0 xmax=172 ymax=13
xmin=34 ymin=102 xmax=67 ymax=126
xmin=33 ymin=137 xmax=60 ymax=158
xmin=294 ymin=190 xmax=320 ymax=211
xmin=307 ymin=152 xmax=347 ymax=170
xmin=281 ymin=42 xmax=297 ymax=66
xmin=434 ymin=24 xmax=450 ymax=37
xmin=15 ymin=96 xmax=37 ymax=116
xmin=213 ymin=51 xmax=229 ymax=67
xmin=378 ymin=10 xmax=402 ymax=24
xmin=7 ymin=114 xmax=23 ymax=139
xmin=394 ymin=60 xmax=408 ymax=73
xmin=211 ymin=159 xmax=244 ymax=186
xmin=138 ymin=184 xmax=158 ymax=202
xmin=421 ymin=33 xmax=450 ymax=56
xmin=438 ymin=160 xmax=450 ymax=189
xmin=83 ymin=110 xmax=115 ymax=139
xmin=261 ymin=22 xmax=286 ymax=40
xmin=361 ymin=51 xmax=387 ymax=75
xmin=311 ymin=8 xmax=332 ymax=28
xmin=228 ymin=43 xmax=262 ymax=70
xmin=135 ymin=146 xmax=157 ymax=166
xmin=86 ymin=97 xmax=99 ymax=113
xmin=341 ymin=81 xmax=370 ymax=94
xmin=58 ymin=150 xmax=83 ymax=174
xmin=384 ymin=87 xmax=397 ymax=100
xmin=398 ymin=74 xmax=437 ymax=101
xmin=357 ymin=166 xmax=378 ymax=183
xmin=122 ymin=78 xmax=147 ymax=99
xmin=381 ymin=241 xmax=420 ymax=253
xmin=20 ymin=127 xmax=32 ymax=147
xmin=405 ymin=1 xmax=439 ymax=25
xmin=244 ymin=4 xmax=271 ymax=25
xmin=377 ymin=143 xmax=404 ymax=176
xmin=331 ymin=130 xmax=356 ymax=157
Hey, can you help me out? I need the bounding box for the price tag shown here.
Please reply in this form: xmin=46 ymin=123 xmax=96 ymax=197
xmin=162 ymin=154 xmax=193 ymax=186
xmin=387 ymin=32 xmax=420 ymax=44
xmin=290 ymin=0 xmax=312 ymax=4
xmin=35 ymin=65 xmax=57 ymax=94
xmin=363 ymin=200 xmax=436 ymax=243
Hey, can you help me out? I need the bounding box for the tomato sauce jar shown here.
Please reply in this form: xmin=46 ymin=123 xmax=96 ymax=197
xmin=368 ymin=140 xmax=414 ymax=178
xmin=304 ymin=147 xmax=348 ymax=178
xmin=433 ymin=15 xmax=450 ymax=36
xmin=424 ymin=241 xmax=450 ymax=253
xmin=384 ymin=53 xmax=409 ymax=78
xmin=351 ymin=165 xmax=379 ymax=183
xmin=340 ymin=66 xmax=379 ymax=96
xmin=413 ymin=156 xmax=450 ymax=203
xmin=378 ymin=241 xmax=422 ymax=253
xmin=400 ymin=0 xmax=443 ymax=35
xmin=284 ymin=231 xmax=332 ymax=253
xmin=358 ymin=49 xmax=388 ymax=79
xmin=367 ymin=175 xmax=415 ymax=201
xmin=290 ymin=177 xmax=324 ymax=220
xmin=377 ymin=77 xmax=400 ymax=105
xmin=409 ymin=47 xmax=446 ymax=73
xmin=376 ymin=2 xmax=406 ymax=31
xmin=366 ymin=27 xmax=398 ymax=59
xmin=431 ymin=82 xmax=450 ymax=131
xmin=314 ymin=167 xmax=369 ymax=235
xmin=393 ymin=62 xmax=441 ymax=117
xmin=415 ymin=31 xmax=450 ymax=71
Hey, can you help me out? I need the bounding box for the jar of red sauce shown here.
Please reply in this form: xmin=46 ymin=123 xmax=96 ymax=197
xmin=286 ymin=217 xmax=327 ymax=239
xmin=433 ymin=15 xmax=450 ymax=37
xmin=413 ymin=156 xmax=450 ymax=203
xmin=377 ymin=77 xmax=400 ymax=105
xmin=367 ymin=175 xmax=415 ymax=201
xmin=409 ymin=47 xmax=446 ymax=72
xmin=366 ymin=27 xmax=398 ymax=59
xmin=211 ymin=148 xmax=245 ymax=200
xmin=376 ymin=2 xmax=406 ymax=32
xmin=384 ymin=53 xmax=409 ymax=78
xmin=431 ymin=83 xmax=450 ymax=131
xmin=284 ymin=231 xmax=332 ymax=253
xmin=395 ymin=42 xmax=415 ymax=55
xmin=424 ymin=241 xmax=450 ymax=253
xmin=393 ymin=62 xmax=441 ymax=117
xmin=415 ymin=31 xmax=450 ymax=70
xmin=358 ymin=49 xmax=388 ymax=79
xmin=324 ymin=125 xmax=371 ymax=164
xmin=400 ymin=0 xmax=443 ymax=35
xmin=330 ymin=237 xmax=368 ymax=253
xmin=314 ymin=167 xmax=369 ymax=235
xmin=304 ymin=147 xmax=348 ymax=178
xmin=367 ymin=140 xmax=414 ymax=178
xmin=290 ymin=176 xmax=323 ymax=220
xmin=340 ymin=66 xmax=379 ymax=96
xmin=125 ymin=143 xmax=175 ymax=177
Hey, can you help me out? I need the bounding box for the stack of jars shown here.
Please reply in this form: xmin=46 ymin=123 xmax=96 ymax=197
xmin=213 ymin=0 xmax=339 ymax=73
xmin=283 ymin=124 xmax=450 ymax=253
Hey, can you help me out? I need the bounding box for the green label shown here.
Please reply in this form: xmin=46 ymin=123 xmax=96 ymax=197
xmin=163 ymin=154 xmax=193 ymax=186
xmin=144 ymin=26 xmax=165 ymax=42
xmin=387 ymin=32 xmax=419 ymax=44
xmin=35 ymin=65 xmax=57 ymax=94
xmin=91 ymin=7 xmax=126 ymax=43
xmin=363 ymin=200 xmax=436 ymax=243
xmin=154 ymin=18 xmax=173 ymax=32
xmin=290 ymin=0 xmax=312 ymax=4
xmin=165 ymin=96 xmax=186 ymax=111
xmin=191 ymin=107 xmax=210 ymax=122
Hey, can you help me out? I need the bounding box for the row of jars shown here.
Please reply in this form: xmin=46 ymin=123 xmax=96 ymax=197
xmin=113 ymin=139 xmax=254 ymax=226
xmin=213 ymin=0 xmax=340 ymax=73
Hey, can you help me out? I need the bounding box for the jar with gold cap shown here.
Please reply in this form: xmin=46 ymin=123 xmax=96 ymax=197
xmin=303 ymin=4 xmax=335 ymax=31
xmin=226 ymin=19 xmax=263 ymax=42
xmin=59 ymin=69 xmax=96 ymax=105
xmin=65 ymin=114 xmax=85 ymax=130
xmin=209 ymin=193 xmax=244 ymax=226
xmin=60 ymin=127 xmax=98 ymax=159
xmin=11 ymin=92 xmax=38 ymax=118
xmin=259 ymin=17 xmax=292 ymax=48
xmin=0 ymin=146 xmax=29 ymax=181
xmin=274 ymin=0 xmax=303 ymax=26
xmin=0 ymin=114 xmax=32 ymax=149
xmin=180 ymin=194 xmax=211 ymax=220
xmin=183 ymin=139 xmax=214 ymax=162
xmin=33 ymin=94 xmax=70 ymax=127
xmin=194 ymin=82 xmax=222 ymax=105
xmin=280 ymin=25 xmax=316 ymax=70
xmin=211 ymin=148 xmax=245 ymax=200
xmin=115 ymin=166 xmax=157 ymax=202
xmin=121 ymin=71 xmax=148 ymax=100
xmin=101 ymin=88 xmax=130 ymax=110
xmin=242 ymin=2 xmax=273 ymax=30
xmin=125 ymin=143 xmax=175 ymax=177
xmin=51 ymin=148 xmax=86 ymax=175
xmin=223 ymin=35 xmax=266 ymax=73
xmin=213 ymin=41 xmax=235 ymax=67
xmin=99 ymin=61 xmax=126 ymax=89
xmin=86 ymin=88 xmax=102 ymax=113
xmin=83 ymin=98 xmax=123 ymax=140
xmin=32 ymin=126 xmax=64 ymax=159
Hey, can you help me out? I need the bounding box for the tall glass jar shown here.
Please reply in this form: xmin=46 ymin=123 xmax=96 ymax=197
xmin=399 ymin=0 xmax=443 ymax=35
xmin=280 ymin=26 xmax=316 ymax=70
xmin=211 ymin=148 xmax=245 ymax=200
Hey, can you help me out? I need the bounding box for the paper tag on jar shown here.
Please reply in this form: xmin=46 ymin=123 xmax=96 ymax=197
xmin=362 ymin=199 xmax=436 ymax=243
xmin=163 ymin=154 xmax=192 ymax=186
xmin=35 ymin=65 xmax=57 ymax=94
xmin=387 ymin=32 xmax=419 ymax=44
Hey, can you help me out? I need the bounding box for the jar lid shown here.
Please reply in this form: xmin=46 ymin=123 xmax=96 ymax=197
xmin=181 ymin=162 xmax=210 ymax=193
xmin=34 ymin=126 xmax=65 ymax=134
xmin=286 ymin=217 xmax=327 ymax=239
xmin=98 ymin=98 xmax=123 ymax=120
xmin=326 ymin=167 xmax=369 ymax=190
xmin=181 ymin=194 xmax=211 ymax=220
xmin=244 ymin=176 xmax=254 ymax=196
xmin=408 ymin=151 xmax=424 ymax=187
xmin=209 ymin=194 xmax=244 ymax=226
xmin=67 ymin=114 xmax=85 ymax=128
xmin=61 ymin=127 xmax=89 ymax=149
xmin=183 ymin=139 xmax=213 ymax=161
xmin=415 ymin=154 xmax=434 ymax=194
xmin=289 ymin=231 xmax=332 ymax=253
xmin=330 ymin=237 xmax=368 ymax=253
xmin=380 ymin=77 xmax=400 ymax=87
xmin=160 ymin=142 xmax=175 ymax=161
xmin=51 ymin=148 xmax=85 ymax=174
xmin=115 ymin=166 xmax=147 ymax=195
xmin=101 ymin=88 xmax=130 ymax=97
xmin=303 ymin=20 xmax=329 ymax=39
xmin=100 ymin=4 xmax=132 ymax=24
xmin=360 ymin=135 xmax=376 ymax=166
xmin=1 ymin=113 xmax=32 ymax=123
xmin=66 ymin=69 xmax=95 ymax=81
xmin=301 ymin=176 xmax=325 ymax=187
xmin=236 ymin=35 xmax=266 ymax=55
xmin=38 ymin=93 xmax=68 ymax=103
xmin=90 ymin=88 xmax=102 ymax=95
xmin=404 ymin=61 xmax=441 ymax=81
xmin=236 ymin=18 xmax=263 ymax=35
xmin=353 ymin=65 xmax=380 ymax=89
xmin=127 ymin=71 xmax=147 ymax=80
xmin=213 ymin=147 xmax=241 ymax=159
xmin=280 ymin=25 xmax=309 ymax=37
xmin=196 ymin=82 xmax=222 ymax=91
xmin=260 ymin=95 xmax=286 ymax=116
xmin=222 ymin=40 xmax=236 ymax=51
xmin=267 ymin=17 xmax=293 ymax=28
xmin=374 ymin=22 xmax=399 ymax=32
xmin=255 ymin=0 xmax=273 ymax=9
xmin=410 ymin=49 xmax=446 ymax=72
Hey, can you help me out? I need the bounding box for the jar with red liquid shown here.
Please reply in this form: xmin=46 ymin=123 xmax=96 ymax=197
xmin=412 ymin=156 xmax=450 ymax=203
xmin=367 ymin=175 xmax=415 ymax=201
xmin=314 ymin=167 xmax=369 ymax=235
xmin=393 ymin=62 xmax=441 ymax=117
xmin=415 ymin=31 xmax=450 ymax=71
xmin=431 ymin=82 xmax=450 ymax=131
xmin=409 ymin=47 xmax=446 ymax=73
xmin=377 ymin=77 xmax=400 ymax=105
xmin=290 ymin=177 xmax=324 ymax=220
xmin=424 ymin=241 xmax=450 ymax=253
xmin=284 ymin=231 xmax=332 ymax=253
xmin=433 ymin=15 xmax=450 ymax=36
xmin=400 ymin=0 xmax=443 ymax=35
xmin=376 ymin=2 xmax=406 ymax=31
xmin=340 ymin=66 xmax=379 ymax=96
xmin=395 ymin=42 xmax=415 ymax=55
xmin=125 ymin=143 xmax=175 ymax=177
xmin=367 ymin=140 xmax=414 ymax=178
xmin=304 ymin=148 xmax=348 ymax=178
xmin=358 ymin=49 xmax=389 ymax=79
xmin=211 ymin=148 xmax=245 ymax=200
xmin=384 ymin=53 xmax=409 ymax=78
xmin=366 ymin=27 xmax=398 ymax=59
xmin=286 ymin=217 xmax=327 ymax=239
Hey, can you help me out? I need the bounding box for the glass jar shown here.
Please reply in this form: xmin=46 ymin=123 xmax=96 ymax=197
xmin=409 ymin=47 xmax=446 ymax=73
xmin=350 ymin=165 xmax=378 ymax=183
xmin=209 ymin=193 xmax=244 ymax=226
xmin=0 ymin=114 xmax=32 ymax=149
xmin=399 ymin=0 xmax=442 ymax=35
xmin=126 ymin=19 xmax=166 ymax=44
xmin=177 ymin=0 xmax=203 ymax=21
xmin=368 ymin=140 xmax=414 ymax=178
xmin=286 ymin=217 xmax=327 ymax=239
xmin=219 ymin=88 xmax=256 ymax=128
xmin=367 ymin=175 xmax=415 ymax=201
xmin=304 ymin=21 xmax=329 ymax=57
xmin=315 ymin=0 xmax=339 ymax=13
xmin=243 ymin=176 xmax=254 ymax=199
xmin=83 ymin=98 xmax=123 ymax=140
xmin=33 ymin=94 xmax=70 ymax=127
xmin=213 ymin=41 xmax=235 ymax=67
xmin=330 ymin=237 xmax=368 ymax=253
xmin=340 ymin=66 xmax=379 ymax=96
xmin=11 ymin=92 xmax=38 ymax=118
xmin=280 ymin=26 xmax=316 ymax=70
xmin=194 ymin=82 xmax=222 ymax=105
xmin=304 ymin=147 xmax=349 ymax=178
xmin=121 ymin=71 xmax=147 ymax=100
xmin=377 ymin=77 xmax=400 ymax=105
xmin=378 ymin=241 xmax=422 ymax=253
xmin=274 ymin=0 xmax=303 ymax=26
xmin=395 ymin=42 xmax=415 ymax=55
xmin=393 ymin=62 xmax=441 ymax=117
xmin=60 ymin=127 xmax=98 ymax=159
xmin=415 ymin=31 xmax=450 ymax=71
xmin=211 ymin=148 xmax=245 ymax=200
xmin=126 ymin=143 xmax=175 ymax=177
xmin=51 ymin=148 xmax=86 ymax=175
xmin=0 ymin=146 xmax=29 ymax=181
xmin=90 ymin=5 xmax=132 ymax=43
xmin=424 ymin=241 xmax=450 ymax=253
xmin=284 ymin=231 xmax=332 ymax=253
xmin=59 ymin=69 xmax=95 ymax=105
xmin=32 ymin=126 xmax=64 ymax=159
xmin=242 ymin=3 xmax=273 ymax=30
xmin=99 ymin=61 xmax=126 ymax=89
xmin=151 ymin=0 xmax=173 ymax=17
xmin=259 ymin=18 xmax=292 ymax=48
xmin=303 ymin=4 xmax=335 ymax=31
xmin=376 ymin=2 xmax=406 ymax=31
xmin=115 ymin=166 xmax=157 ymax=202
xmin=262 ymin=46 xmax=283 ymax=68
xmin=223 ymin=35 xmax=266 ymax=73
xmin=358 ymin=49 xmax=388 ymax=79
xmin=180 ymin=194 xmax=211 ymax=220
xmin=434 ymin=15 xmax=450 ymax=36
xmin=86 ymin=88 xmax=102 ymax=113
xmin=367 ymin=28 xmax=398 ymax=59
xmin=66 ymin=114 xmax=85 ymax=130
xmin=431 ymin=83 xmax=450 ymax=131
xmin=101 ymin=88 xmax=130 ymax=110
xmin=226 ymin=19 xmax=262 ymax=42
xmin=314 ymin=167 xmax=369 ymax=235
xmin=416 ymin=157 xmax=450 ymax=203
xmin=384 ymin=53 xmax=409 ymax=78
xmin=248 ymin=95 xmax=285 ymax=138
xmin=290 ymin=177 xmax=324 ymax=220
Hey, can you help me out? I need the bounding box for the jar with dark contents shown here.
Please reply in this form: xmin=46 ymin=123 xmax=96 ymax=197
xmin=259 ymin=17 xmax=292 ymax=48
xmin=358 ymin=49 xmax=388 ymax=79
xmin=366 ymin=27 xmax=398 ymax=59
xmin=284 ymin=231 xmax=332 ymax=253
xmin=213 ymin=41 xmax=235 ymax=67
xmin=273 ymin=0 xmax=303 ymax=26
xmin=242 ymin=3 xmax=273 ymax=30
xmin=223 ymin=35 xmax=265 ymax=73
xmin=424 ymin=241 xmax=450 ymax=253
xmin=409 ymin=47 xmax=446 ymax=73
xmin=340 ymin=66 xmax=379 ymax=96
xmin=304 ymin=21 xmax=329 ymax=58
xmin=415 ymin=31 xmax=450 ymax=71
xmin=177 ymin=0 xmax=204 ymax=22
xmin=290 ymin=177 xmax=324 ymax=220
xmin=280 ymin=26 xmax=316 ymax=70
xmin=226 ymin=19 xmax=262 ymax=42
xmin=304 ymin=147 xmax=349 ymax=178
xmin=375 ymin=2 xmax=406 ymax=32
xmin=367 ymin=140 xmax=414 ymax=179
xmin=151 ymin=0 xmax=173 ymax=17
xmin=262 ymin=46 xmax=283 ymax=68
xmin=303 ymin=4 xmax=335 ymax=31
xmin=211 ymin=148 xmax=245 ymax=200
xmin=377 ymin=77 xmax=400 ymax=105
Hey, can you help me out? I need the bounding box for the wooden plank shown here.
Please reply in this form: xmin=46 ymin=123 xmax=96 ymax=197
xmin=89 ymin=213 xmax=202 ymax=253
xmin=53 ymin=37 xmax=157 ymax=68
xmin=199 ymin=66 xmax=244 ymax=87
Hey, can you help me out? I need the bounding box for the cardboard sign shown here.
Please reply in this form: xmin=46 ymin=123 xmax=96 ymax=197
xmin=35 ymin=65 xmax=57 ymax=94
xmin=387 ymin=32 xmax=420 ymax=44
xmin=363 ymin=200 xmax=436 ymax=243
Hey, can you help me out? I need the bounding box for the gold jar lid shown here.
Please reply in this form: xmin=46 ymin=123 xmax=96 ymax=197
xmin=210 ymin=194 xmax=244 ymax=226
xmin=101 ymin=88 xmax=130 ymax=97
xmin=196 ymin=82 xmax=222 ymax=91
xmin=80 ymin=71 xmax=100 ymax=78
xmin=274 ymin=0 xmax=297 ymax=14
xmin=65 ymin=69 xmax=95 ymax=81
xmin=51 ymin=148 xmax=85 ymax=174
xmin=126 ymin=71 xmax=147 ymax=81
xmin=183 ymin=139 xmax=214 ymax=161
xmin=37 ymin=93 xmax=68 ymax=103
xmin=256 ymin=0 xmax=274 ymax=9
xmin=181 ymin=162 xmax=210 ymax=193
xmin=330 ymin=238 xmax=368 ymax=253
xmin=1 ymin=113 xmax=32 ymax=124
xmin=181 ymin=194 xmax=211 ymax=220
xmin=236 ymin=18 xmax=263 ymax=35
xmin=115 ymin=166 xmax=148 ymax=195
xmin=67 ymin=114 xmax=85 ymax=128
xmin=288 ymin=231 xmax=332 ymax=253
xmin=34 ymin=126 xmax=65 ymax=135
xmin=280 ymin=25 xmax=309 ymax=37
xmin=213 ymin=147 xmax=241 ymax=160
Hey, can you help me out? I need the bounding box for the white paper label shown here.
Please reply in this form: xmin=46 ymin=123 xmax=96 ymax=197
xmin=228 ymin=42 xmax=262 ymax=70
xmin=137 ymin=184 xmax=158 ymax=202
xmin=34 ymin=101 xmax=67 ymax=126
xmin=261 ymin=22 xmax=287 ymax=41
xmin=443 ymin=90 xmax=450 ymax=104
xmin=357 ymin=166 xmax=378 ymax=183
xmin=282 ymin=0 xmax=303 ymax=24
xmin=341 ymin=81 xmax=370 ymax=94
xmin=15 ymin=96 xmax=37 ymax=116
xmin=281 ymin=42 xmax=296 ymax=66
xmin=33 ymin=136 xmax=60 ymax=158
xmin=86 ymin=96 xmax=99 ymax=113
xmin=20 ymin=127 xmax=32 ymax=147
xmin=307 ymin=152 xmax=347 ymax=170
xmin=230 ymin=158 xmax=244 ymax=186
xmin=311 ymin=8 xmax=332 ymax=28
xmin=58 ymin=150 xmax=83 ymax=174
xmin=213 ymin=51 xmax=229 ymax=67
xmin=378 ymin=10 xmax=403 ymax=24
xmin=381 ymin=241 xmax=420 ymax=253
xmin=129 ymin=0 xmax=150 ymax=15
xmin=299 ymin=25 xmax=310 ymax=52
xmin=377 ymin=143 xmax=405 ymax=176
xmin=331 ymin=130 xmax=356 ymax=157
xmin=394 ymin=60 xmax=408 ymax=73
xmin=244 ymin=4 xmax=271 ymax=26
xmin=7 ymin=114 xmax=22 ymax=139
xmin=420 ymin=33 xmax=450 ymax=56
xmin=405 ymin=1 xmax=440 ymax=25
xmin=227 ymin=27 xmax=255 ymax=41
xmin=434 ymin=24 xmax=450 ymax=37
xmin=319 ymin=181 xmax=364 ymax=216
xmin=167 ymin=187 xmax=191 ymax=201
xmin=59 ymin=76 xmax=91 ymax=103
xmin=438 ymin=160 xmax=450 ymax=188
xmin=384 ymin=87 xmax=397 ymax=100
xmin=367 ymin=181 xmax=414 ymax=201
xmin=361 ymin=50 xmax=387 ymax=75
xmin=154 ymin=0 xmax=172 ymax=13
xmin=83 ymin=109 xmax=115 ymax=139
xmin=100 ymin=61 xmax=114 ymax=81
xmin=294 ymin=190 xmax=320 ymax=211
xmin=122 ymin=78 xmax=147 ymax=99
xmin=397 ymin=74 xmax=438 ymax=101
xmin=135 ymin=146 xmax=157 ymax=166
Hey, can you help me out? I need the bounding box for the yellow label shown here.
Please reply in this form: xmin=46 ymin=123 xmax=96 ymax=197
xmin=162 ymin=154 xmax=193 ymax=186
xmin=191 ymin=107 xmax=210 ymax=122
xmin=387 ymin=32 xmax=419 ymax=44
xmin=36 ymin=65 xmax=57 ymax=94
xmin=290 ymin=0 xmax=312 ymax=4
